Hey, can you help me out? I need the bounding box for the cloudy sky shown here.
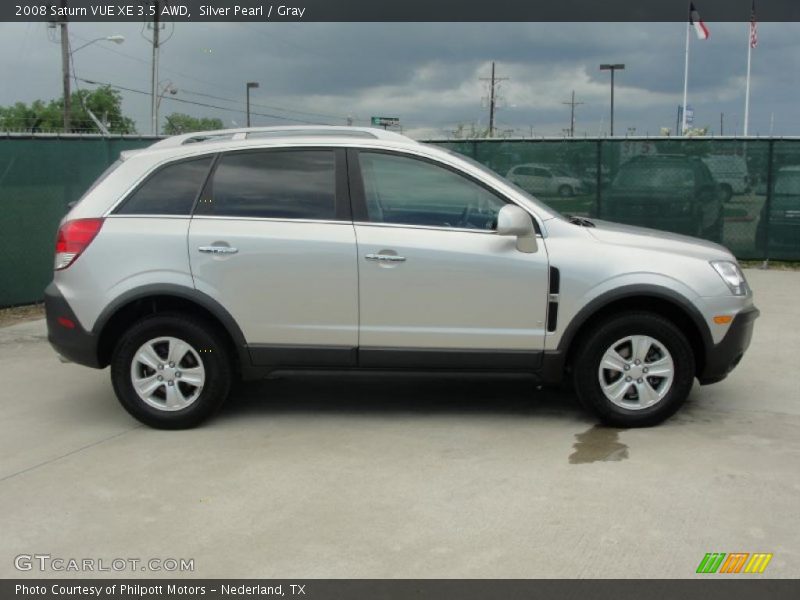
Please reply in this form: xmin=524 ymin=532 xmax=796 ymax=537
xmin=1 ymin=21 xmax=798 ymax=138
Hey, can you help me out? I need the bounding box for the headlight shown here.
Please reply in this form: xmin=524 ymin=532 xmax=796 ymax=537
xmin=710 ymin=260 xmax=749 ymax=296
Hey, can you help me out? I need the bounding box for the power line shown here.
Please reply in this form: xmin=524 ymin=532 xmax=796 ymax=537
xmin=179 ymin=88 xmax=349 ymax=121
xmin=67 ymin=31 xmax=354 ymax=123
xmin=77 ymin=77 xmax=332 ymax=125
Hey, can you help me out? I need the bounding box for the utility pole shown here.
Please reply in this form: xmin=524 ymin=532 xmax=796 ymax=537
xmin=59 ymin=0 xmax=71 ymax=132
xmin=720 ymin=112 xmax=724 ymax=136
xmin=150 ymin=2 xmax=160 ymax=135
xmin=561 ymin=90 xmax=584 ymax=137
xmin=480 ymin=61 xmax=508 ymax=138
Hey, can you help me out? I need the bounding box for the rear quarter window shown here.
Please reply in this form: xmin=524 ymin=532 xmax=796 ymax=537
xmin=614 ymin=163 xmax=695 ymax=189
xmin=115 ymin=156 xmax=214 ymax=215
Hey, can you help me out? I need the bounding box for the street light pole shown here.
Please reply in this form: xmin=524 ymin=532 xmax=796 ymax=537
xmin=599 ymin=64 xmax=625 ymax=136
xmin=246 ymin=82 xmax=260 ymax=127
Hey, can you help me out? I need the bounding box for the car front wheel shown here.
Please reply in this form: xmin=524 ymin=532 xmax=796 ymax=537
xmin=110 ymin=313 xmax=232 ymax=429
xmin=572 ymin=312 xmax=695 ymax=427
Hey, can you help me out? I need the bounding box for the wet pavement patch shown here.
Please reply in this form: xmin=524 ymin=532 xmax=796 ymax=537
xmin=569 ymin=425 xmax=629 ymax=464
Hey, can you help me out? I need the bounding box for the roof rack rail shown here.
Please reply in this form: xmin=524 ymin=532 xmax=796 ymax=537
xmin=148 ymin=126 xmax=414 ymax=149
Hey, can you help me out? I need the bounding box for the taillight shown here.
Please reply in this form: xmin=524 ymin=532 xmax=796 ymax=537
xmin=54 ymin=218 xmax=104 ymax=270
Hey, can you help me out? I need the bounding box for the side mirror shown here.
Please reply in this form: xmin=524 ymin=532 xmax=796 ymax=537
xmin=496 ymin=204 xmax=538 ymax=253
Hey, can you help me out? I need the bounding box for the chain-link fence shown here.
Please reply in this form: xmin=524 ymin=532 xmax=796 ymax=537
xmin=1 ymin=136 xmax=798 ymax=307
xmin=431 ymin=138 xmax=800 ymax=263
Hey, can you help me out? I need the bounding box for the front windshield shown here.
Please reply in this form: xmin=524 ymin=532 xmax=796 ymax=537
xmin=436 ymin=147 xmax=563 ymax=219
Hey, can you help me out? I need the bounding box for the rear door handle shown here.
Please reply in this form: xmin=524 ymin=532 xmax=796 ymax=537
xmin=198 ymin=245 xmax=238 ymax=255
xmin=365 ymin=253 xmax=406 ymax=262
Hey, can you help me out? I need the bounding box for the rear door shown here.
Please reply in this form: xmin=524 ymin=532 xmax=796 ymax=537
xmin=188 ymin=147 xmax=358 ymax=367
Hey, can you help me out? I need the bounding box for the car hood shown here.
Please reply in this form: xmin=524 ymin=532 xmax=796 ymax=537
xmin=584 ymin=218 xmax=731 ymax=260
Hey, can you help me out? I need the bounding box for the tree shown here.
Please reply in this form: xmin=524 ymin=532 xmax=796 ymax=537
xmin=162 ymin=113 xmax=224 ymax=135
xmin=0 ymin=86 xmax=136 ymax=134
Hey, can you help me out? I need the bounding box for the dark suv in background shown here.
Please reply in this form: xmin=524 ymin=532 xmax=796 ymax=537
xmin=756 ymin=165 xmax=800 ymax=256
xmin=601 ymin=155 xmax=724 ymax=241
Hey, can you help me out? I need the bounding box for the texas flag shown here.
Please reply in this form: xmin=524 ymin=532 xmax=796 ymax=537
xmin=690 ymin=3 xmax=710 ymax=40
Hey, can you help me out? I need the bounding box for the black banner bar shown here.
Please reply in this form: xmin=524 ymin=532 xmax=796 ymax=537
xmin=5 ymin=0 xmax=800 ymax=23
xmin=3 ymin=579 xmax=800 ymax=600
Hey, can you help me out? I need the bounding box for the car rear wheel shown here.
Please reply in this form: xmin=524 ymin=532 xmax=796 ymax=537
xmin=558 ymin=184 xmax=574 ymax=197
xmin=572 ymin=312 xmax=695 ymax=427
xmin=111 ymin=313 xmax=232 ymax=429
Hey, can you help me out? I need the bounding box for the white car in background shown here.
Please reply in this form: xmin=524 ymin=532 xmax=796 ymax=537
xmin=701 ymin=154 xmax=751 ymax=202
xmin=505 ymin=163 xmax=585 ymax=197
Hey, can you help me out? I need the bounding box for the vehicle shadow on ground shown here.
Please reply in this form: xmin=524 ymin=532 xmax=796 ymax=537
xmin=219 ymin=373 xmax=588 ymax=422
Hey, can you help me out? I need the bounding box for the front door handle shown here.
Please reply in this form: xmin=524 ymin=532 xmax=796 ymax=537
xmin=365 ymin=253 xmax=406 ymax=263
xmin=198 ymin=245 xmax=238 ymax=255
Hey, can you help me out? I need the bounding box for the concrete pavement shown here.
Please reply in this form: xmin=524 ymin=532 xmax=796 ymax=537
xmin=0 ymin=268 xmax=798 ymax=578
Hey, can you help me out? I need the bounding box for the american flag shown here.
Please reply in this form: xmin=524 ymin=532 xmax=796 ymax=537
xmin=750 ymin=1 xmax=758 ymax=49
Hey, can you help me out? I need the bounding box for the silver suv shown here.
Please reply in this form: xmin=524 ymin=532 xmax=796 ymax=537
xmin=44 ymin=127 xmax=758 ymax=429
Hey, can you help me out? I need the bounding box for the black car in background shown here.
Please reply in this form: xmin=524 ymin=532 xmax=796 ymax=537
xmin=600 ymin=155 xmax=724 ymax=241
xmin=756 ymin=165 xmax=800 ymax=256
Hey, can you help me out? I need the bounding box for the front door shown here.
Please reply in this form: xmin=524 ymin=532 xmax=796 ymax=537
xmin=350 ymin=150 xmax=550 ymax=369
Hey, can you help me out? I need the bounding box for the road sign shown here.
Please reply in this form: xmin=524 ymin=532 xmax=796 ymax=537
xmin=371 ymin=116 xmax=400 ymax=127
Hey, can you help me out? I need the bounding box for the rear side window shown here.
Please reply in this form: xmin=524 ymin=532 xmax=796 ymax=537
xmin=116 ymin=157 xmax=213 ymax=215
xmin=202 ymin=150 xmax=336 ymax=220
xmin=614 ymin=163 xmax=695 ymax=189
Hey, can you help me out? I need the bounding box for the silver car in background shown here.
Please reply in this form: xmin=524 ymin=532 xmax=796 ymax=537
xmin=45 ymin=127 xmax=758 ymax=429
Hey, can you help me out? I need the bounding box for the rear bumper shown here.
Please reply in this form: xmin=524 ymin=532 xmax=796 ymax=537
xmin=44 ymin=282 xmax=102 ymax=368
xmin=698 ymin=305 xmax=759 ymax=385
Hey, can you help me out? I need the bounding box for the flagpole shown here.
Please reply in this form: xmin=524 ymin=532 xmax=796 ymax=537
xmin=744 ymin=21 xmax=753 ymax=136
xmin=682 ymin=15 xmax=691 ymax=135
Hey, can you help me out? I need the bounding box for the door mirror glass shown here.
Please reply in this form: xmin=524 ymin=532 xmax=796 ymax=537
xmin=496 ymin=205 xmax=538 ymax=253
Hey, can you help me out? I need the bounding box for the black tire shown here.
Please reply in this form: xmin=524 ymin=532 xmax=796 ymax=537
xmin=572 ymin=312 xmax=695 ymax=427
xmin=558 ymin=184 xmax=574 ymax=197
xmin=111 ymin=313 xmax=232 ymax=429
xmin=719 ymin=184 xmax=733 ymax=203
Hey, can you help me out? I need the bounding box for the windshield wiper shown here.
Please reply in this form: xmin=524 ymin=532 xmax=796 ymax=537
xmin=565 ymin=214 xmax=596 ymax=227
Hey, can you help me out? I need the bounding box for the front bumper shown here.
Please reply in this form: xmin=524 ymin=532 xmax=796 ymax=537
xmin=698 ymin=305 xmax=759 ymax=385
xmin=44 ymin=282 xmax=102 ymax=368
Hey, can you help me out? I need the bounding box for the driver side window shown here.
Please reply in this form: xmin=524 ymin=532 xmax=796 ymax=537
xmin=358 ymin=151 xmax=507 ymax=230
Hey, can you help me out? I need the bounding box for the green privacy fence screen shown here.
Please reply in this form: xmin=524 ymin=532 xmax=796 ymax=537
xmin=433 ymin=137 xmax=800 ymax=264
xmin=0 ymin=135 xmax=798 ymax=307
xmin=0 ymin=136 xmax=156 ymax=307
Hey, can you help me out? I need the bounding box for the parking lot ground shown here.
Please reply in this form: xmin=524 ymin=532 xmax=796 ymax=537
xmin=0 ymin=269 xmax=798 ymax=579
